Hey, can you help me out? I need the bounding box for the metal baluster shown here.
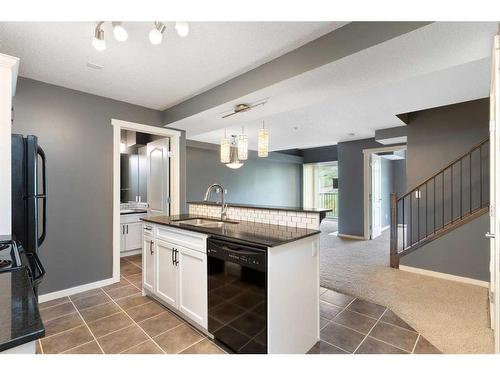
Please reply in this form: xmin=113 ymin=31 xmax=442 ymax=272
xmin=425 ymin=182 xmax=428 ymax=238
xmin=480 ymin=146 xmax=483 ymax=208
xmin=409 ymin=193 xmax=412 ymax=246
xmin=433 ymin=177 xmax=436 ymax=234
xmin=402 ymin=197 xmax=405 ymax=250
xmin=460 ymin=158 xmax=463 ymax=219
xmin=451 ymin=165 xmax=454 ymax=224
xmin=469 ymin=153 xmax=472 ymax=214
xmin=442 ymin=172 xmax=445 ymax=229
xmin=417 ymin=187 xmax=420 ymax=242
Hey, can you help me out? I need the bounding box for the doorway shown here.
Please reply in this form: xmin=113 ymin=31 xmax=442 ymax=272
xmin=112 ymin=119 xmax=181 ymax=283
xmin=303 ymin=161 xmax=338 ymax=219
xmin=363 ymin=145 xmax=407 ymax=240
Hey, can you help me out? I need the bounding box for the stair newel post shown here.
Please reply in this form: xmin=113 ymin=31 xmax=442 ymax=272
xmin=390 ymin=193 xmax=399 ymax=268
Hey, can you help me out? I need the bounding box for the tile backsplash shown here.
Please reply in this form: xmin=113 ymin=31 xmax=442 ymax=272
xmin=121 ymin=202 xmax=149 ymax=210
xmin=188 ymin=204 xmax=320 ymax=230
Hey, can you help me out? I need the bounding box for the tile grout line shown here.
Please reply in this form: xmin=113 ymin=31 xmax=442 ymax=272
xmin=352 ymin=308 xmax=387 ymax=354
xmin=38 ymin=339 xmax=44 ymax=354
xmin=321 ymin=298 xmax=417 ymax=334
xmin=118 ymin=339 xmax=152 ymax=354
xmin=100 ymin=287 xmax=167 ymax=354
xmin=68 ymin=293 xmax=105 ymax=354
xmin=411 ymin=334 xmax=421 ymax=354
xmin=39 ymin=298 xmax=71 ymax=311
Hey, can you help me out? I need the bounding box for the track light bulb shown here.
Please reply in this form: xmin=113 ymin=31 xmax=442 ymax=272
xmin=149 ymin=22 xmax=166 ymax=45
xmin=112 ymin=22 xmax=128 ymax=42
xmin=175 ymin=22 xmax=189 ymax=37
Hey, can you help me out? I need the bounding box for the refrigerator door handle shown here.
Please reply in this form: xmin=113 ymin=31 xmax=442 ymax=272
xmin=37 ymin=145 xmax=47 ymax=246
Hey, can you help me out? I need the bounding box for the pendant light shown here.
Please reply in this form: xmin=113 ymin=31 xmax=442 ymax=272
xmin=258 ymin=121 xmax=269 ymax=157
xmin=237 ymin=127 xmax=248 ymax=161
xmin=220 ymin=130 xmax=230 ymax=163
xmin=226 ymin=136 xmax=244 ymax=169
xmin=92 ymin=22 xmax=106 ymax=51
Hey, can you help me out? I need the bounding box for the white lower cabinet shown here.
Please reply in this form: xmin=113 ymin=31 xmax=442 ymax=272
xmin=143 ymin=232 xmax=155 ymax=292
xmin=121 ymin=213 xmax=146 ymax=254
xmin=156 ymin=240 xmax=178 ymax=309
xmin=142 ymin=224 xmax=208 ymax=330
xmin=178 ymin=245 xmax=208 ymax=327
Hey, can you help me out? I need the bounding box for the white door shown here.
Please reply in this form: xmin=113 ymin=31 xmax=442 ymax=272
xmin=178 ymin=246 xmax=208 ymax=328
xmin=147 ymin=138 xmax=170 ymax=216
xmin=371 ymin=154 xmax=383 ymax=239
xmin=489 ymin=32 xmax=500 ymax=354
xmin=125 ymin=222 xmax=143 ymax=251
xmin=156 ymin=240 xmax=178 ymax=308
xmin=143 ymin=234 xmax=155 ymax=292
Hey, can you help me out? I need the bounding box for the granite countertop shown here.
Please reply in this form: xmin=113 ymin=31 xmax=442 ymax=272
xmin=0 ymin=269 xmax=45 ymax=352
xmin=187 ymin=201 xmax=332 ymax=214
xmin=141 ymin=214 xmax=320 ymax=247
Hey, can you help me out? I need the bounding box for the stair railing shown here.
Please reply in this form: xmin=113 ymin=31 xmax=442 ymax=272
xmin=390 ymin=138 xmax=490 ymax=268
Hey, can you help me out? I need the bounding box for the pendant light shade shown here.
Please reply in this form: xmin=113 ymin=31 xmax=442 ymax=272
xmin=220 ymin=136 xmax=230 ymax=163
xmin=237 ymin=130 xmax=248 ymax=161
xmin=258 ymin=124 xmax=269 ymax=157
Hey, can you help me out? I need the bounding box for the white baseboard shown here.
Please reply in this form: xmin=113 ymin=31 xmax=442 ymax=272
xmin=120 ymin=249 xmax=141 ymax=257
xmin=39 ymin=277 xmax=115 ymax=303
xmin=399 ymin=265 xmax=489 ymax=288
xmin=381 ymin=225 xmax=390 ymax=232
xmin=337 ymin=233 xmax=365 ymax=240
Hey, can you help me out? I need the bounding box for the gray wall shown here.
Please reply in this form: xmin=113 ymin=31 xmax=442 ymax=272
xmin=402 ymin=98 xmax=490 ymax=280
xmin=302 ymin=145 xmax=338 ymax=164
xmin=401 ymin=214 xmax=490 ymax=281
xmin=392 ymin=159 xmax=406 ymax=196
xmin=12 ymin=77 xmax=184 ymax=294
xmin=337 ymin=138 xmax=382 ymax=236
xmin=186 ymin=143 xmax=303 ymax=207
xmin=406 ymin=98 xmax=489 ymax=187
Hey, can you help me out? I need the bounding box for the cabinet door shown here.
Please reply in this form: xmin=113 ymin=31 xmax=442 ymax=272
xmin=156 ymin=240 xmax=178 ymax=309
xmin=178 ymin=246 xmax=207 ymax=328
xmin=125 ymin=222 xmax=143 ymax=251
xmin=142 ymin=234 xmax=155 ymax=292
xmin=120 ymin=224 xmax=126 ymax=252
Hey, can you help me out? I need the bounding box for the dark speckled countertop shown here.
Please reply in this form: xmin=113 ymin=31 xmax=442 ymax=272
xmin=0 ymin=269 xmax=45 ymax=352
xmin=141 ymin=214 xmax=320 ymax=247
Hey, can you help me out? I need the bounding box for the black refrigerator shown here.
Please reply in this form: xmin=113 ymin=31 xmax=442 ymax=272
xmin=11 ymin=134 xmax=47 ymax=294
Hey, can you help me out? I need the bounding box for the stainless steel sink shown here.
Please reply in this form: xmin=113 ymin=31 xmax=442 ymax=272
xmin=175 ymin=218 xmax=238 ymax=228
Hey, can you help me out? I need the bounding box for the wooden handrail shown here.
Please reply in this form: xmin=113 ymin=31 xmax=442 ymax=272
xmin=397 ymin=137 xmax=489 ymax=201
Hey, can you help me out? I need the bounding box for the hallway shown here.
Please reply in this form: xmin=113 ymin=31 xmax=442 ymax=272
xmin=319 ymin=220 xmax=493 ymax=353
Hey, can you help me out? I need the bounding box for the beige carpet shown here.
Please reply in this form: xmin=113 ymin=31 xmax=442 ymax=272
xmin=319 ymin=220 xmax=494 ymax=354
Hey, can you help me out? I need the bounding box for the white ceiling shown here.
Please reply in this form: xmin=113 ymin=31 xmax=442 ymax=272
xmin=0 ymin=21 xmax=345 ymax=110
xmin=170 ymin=22 xmax=497 ymax=151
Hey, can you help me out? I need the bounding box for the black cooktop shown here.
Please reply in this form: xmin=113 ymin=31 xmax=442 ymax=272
xmin=0 ymin=241 xmax=22 ymax=273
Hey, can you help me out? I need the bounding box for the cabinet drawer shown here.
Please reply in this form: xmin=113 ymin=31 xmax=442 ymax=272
xmin=121 ymin=213 xmax=146 ymax=224
xmin=156 ymin=226 xmax=207 ymax=252
xmin=143 ymin=223 xmax=155 ymax=237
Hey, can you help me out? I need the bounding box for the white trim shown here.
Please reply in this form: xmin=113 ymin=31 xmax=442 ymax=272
xmin=38 ymin=277 xmax=115 ymax=303
xmin=0 ymin=53 xmax=19 ymax=96
xmin=381 ymin=225 xmax=390 ymax=232
xmin=120 ymin=249 xmax=141 ymax=257
xmin=399 ymin=265 xmax=490 ymax=288
xmin=111 ymin=119 xmax=181 ymax=283
xmin=336 ymin=233 xmax=365 ymax=240
xmin=363 ymin=144 xmax=407 ymax=240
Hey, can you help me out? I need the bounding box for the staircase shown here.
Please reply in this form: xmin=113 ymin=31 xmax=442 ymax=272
xmin=390 ymin=138 xmax=490 ymax=268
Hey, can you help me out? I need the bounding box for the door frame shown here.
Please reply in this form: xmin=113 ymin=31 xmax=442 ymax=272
xmin=363 ymin=144 xmax=406 ymax=240
xmin=112 ymin=119 xmax=181 ymax=282
xmin=371 ymin=153 xmax=383 ymax=239
xmin=490 ymin=31 xmax=500 ymax=354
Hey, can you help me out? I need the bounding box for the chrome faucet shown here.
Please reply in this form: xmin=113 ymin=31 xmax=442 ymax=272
xmin=203 ymin=184 xmax=227 ymax=220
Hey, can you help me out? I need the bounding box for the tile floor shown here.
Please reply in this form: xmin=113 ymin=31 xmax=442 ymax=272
xmin=36 ymin=255 xmax=225 ymax=354
xmin=36 ymin=254 xmax=440 ymax=355
xmin=311 ymin=287 xmax=441 ymax=354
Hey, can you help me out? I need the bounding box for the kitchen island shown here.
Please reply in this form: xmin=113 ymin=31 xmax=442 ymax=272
xmin=140 ymin=213 xmax=321 ymax=354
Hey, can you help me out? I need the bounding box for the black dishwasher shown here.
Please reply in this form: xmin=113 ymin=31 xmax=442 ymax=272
xmin=207 ymin=237 xmax=267 ymax=354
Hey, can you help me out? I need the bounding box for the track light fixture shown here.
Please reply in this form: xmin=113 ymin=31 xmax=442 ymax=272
xmin=149 ymin=22 xmax=166 ymax=45
xmin=92 ymin=22 xmax=106 ymax=51
xmin=91 ymin=21 xmax=190 ymax=51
